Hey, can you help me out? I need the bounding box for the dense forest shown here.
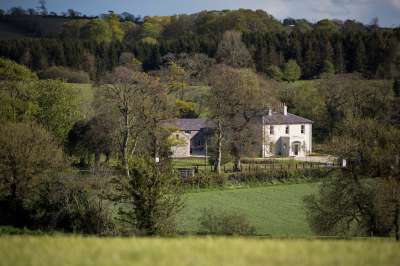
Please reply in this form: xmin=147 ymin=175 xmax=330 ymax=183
xmin=0 ymin=7 xmax=399 ymax=80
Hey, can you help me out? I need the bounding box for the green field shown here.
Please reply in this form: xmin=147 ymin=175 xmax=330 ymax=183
xmin=1 ymin=236 xmax=398 ymax=266
xmin=179 ymin=183 xmax=318 ymax=236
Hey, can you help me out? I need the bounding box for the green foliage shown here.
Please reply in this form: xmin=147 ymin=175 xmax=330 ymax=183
xmin=104 ymin=13 xmax=124 ymax=42
xmin=112 ymin=158 xmax=183 ymax=236
xmin=0 ymin=122 xmax=64 ymax=227
xmin=141 ymin=16 xmax=170 ymax=40
xmin=199 ymin=207 xmax=255 ymax=235
xmin=304 ymin=119 xmax=400 ymax=238
xmin=229 ymin=168 xmax=335 ymax=184
xmin=80 ymin=19 xmax=112 ymax=43
xmin=266 ymin=65 xmax=283 ymax=81
xmin=0 ymin=57 xmax=37 ymax=81
xmin=39 ymin=66 xmax=90 ymax=83
xmin=31 ymin=178 xmax=115 ymax=235
xmin=283 ymin=60 xmax=301 ymax=82
xmin=0 ymin=62 xmax=83 ymax=141
xmin=34 ymin=80 xmax=82 ymax=140
xmin=182 ymin=172 xmax=226 ymax=188
xmin=175 ymin=99 xmax=198 ymax=118
xmin=320 ymin=60 xmax=335 ymax=78
xmin=0 ymin=226 xmax=42 ymax=235
xmin=314 ymin=19 xmax=339 ymax=33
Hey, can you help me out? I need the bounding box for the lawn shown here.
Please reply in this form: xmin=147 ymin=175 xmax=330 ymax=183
xmin=1 ymin=236 xmax=399 ymax=266
xmin=178 ymin=183 xmax=318 ymax=236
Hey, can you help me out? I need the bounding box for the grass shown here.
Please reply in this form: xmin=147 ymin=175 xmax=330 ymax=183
xmin=178 ymin=183 xmax=318 ymax=236
xmin=0 ymin=236 xmax=399 ymax=266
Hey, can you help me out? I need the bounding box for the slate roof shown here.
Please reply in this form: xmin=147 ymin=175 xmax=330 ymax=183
xmin=160 ymin=118 xmax=214 ymax=131
xmin=263 ymin=112 xmax=313 ymax=125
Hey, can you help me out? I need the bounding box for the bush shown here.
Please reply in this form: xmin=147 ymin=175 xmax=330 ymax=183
xmin=0 ymin=226 xmax=43 ymax=235
xmin=39 ymin=66 xmax=90 ymax=83
xmin=229 ymin=168 xmax=335 ymax=184
xmin=30 ymin=178 xmax=116 ymax=235
xmin=112 ymin=158 xmax=183 ymax=236
xmin=183 ymin=172 xmax=226 ymax=188
xmin=199 ymin=208 xmax=255 ymax=236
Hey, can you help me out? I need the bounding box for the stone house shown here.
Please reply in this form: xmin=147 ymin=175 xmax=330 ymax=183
xmin=262 ymin=105 xmax=313 ymax=157
xmin=160 ymin=118 xmax=213 ymax=158
xmin=162 ymin=105 xmax=313 ymax=158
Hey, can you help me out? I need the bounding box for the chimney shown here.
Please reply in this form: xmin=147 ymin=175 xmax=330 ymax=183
xmin=283 ymin=104 xmax=287 ymax=116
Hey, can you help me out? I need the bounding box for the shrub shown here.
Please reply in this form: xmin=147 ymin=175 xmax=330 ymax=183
xmin=30 ymin=178 xmax=115 ymax=235
xmin=112 ymin=157 xmax=183 ymax=236
xmin=183 ymin=172 xmax=226 ymax=188
xmin=39 ymin=66 xmax=90 ymax=83
xmin=199 ymin=208 xmax=255 ymax=236
xmin=229 ymin=168 xmax=335 ymax=184
xmin=0 ymin=226 xmax=43 ymax=236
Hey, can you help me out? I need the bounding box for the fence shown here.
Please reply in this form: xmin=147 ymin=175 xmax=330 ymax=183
xmin=188 ymin=161 xmax=339 ymax=173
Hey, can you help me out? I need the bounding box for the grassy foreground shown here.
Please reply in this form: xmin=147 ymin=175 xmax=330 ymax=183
xmin=0 ymin=236 xmax=399 ymax=266
xmin=179 ymin=183 xmax=318 ymax=236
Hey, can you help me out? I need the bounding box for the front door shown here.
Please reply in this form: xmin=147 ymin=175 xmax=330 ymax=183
xmin=293 ymin=143 xmax=299 ymax=156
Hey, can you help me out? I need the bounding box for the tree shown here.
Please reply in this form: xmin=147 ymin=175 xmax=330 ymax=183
xmin=119 ymin=52 xmax=142 ymax=71
xmin=320 ymin=60 xmax=335 ymax=79
xmin=216 ymin=31 xmax=254 ymax=69
xmin=81 ymin=19 xmax=112 ymax=43
xmin=105 ymin=13 xmax=124 ymax=42
xmin=165 ymin=61 xmax=188 ymax=99
xmin=112 ymin=157 xmax=182 ymax=235
xmin=0 ymin=58 xmax=38 ymax=81
xmin=266 ymin=65 xmax=283 ymax=81
xmin=0 ymin=79 xmax=82 ymax=141
xmin=98 ymin=67 xmax=170 ymax=178
xmin=208 ymin=65 xmax=268 ymax=172
xmin=304 ymin=118 xmax=400 ymax=238
xmin=283 ymin=60 xmax=301 ymax=82
xmin=0 ymin=122 xmax=64 ymax=226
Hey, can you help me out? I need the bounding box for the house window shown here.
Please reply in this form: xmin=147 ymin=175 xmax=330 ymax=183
xmin=285 ymin=125 xmax=290 ymax=134
xmin=270 ymin=126 xmax=274 ymax=135
xmin=301 ymin=125 xmax=305 ymax=134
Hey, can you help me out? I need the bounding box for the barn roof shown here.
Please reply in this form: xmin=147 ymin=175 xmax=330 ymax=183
xmin=160 ymin=118 xmax=214 ymax=131
xmin=263 ymin=112 xmax=313 ymax=125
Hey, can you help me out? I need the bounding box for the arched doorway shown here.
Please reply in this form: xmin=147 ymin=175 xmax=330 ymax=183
xmin=292 ymin=141 xmax=301 ymax=156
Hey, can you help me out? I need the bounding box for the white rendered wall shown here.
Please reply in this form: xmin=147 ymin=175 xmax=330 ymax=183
xmin=262 ymin=123 xmax=312 ymax=157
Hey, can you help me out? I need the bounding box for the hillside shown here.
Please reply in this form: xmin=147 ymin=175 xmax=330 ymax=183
xmin=0 ymin=21 xmax=28 ymax=39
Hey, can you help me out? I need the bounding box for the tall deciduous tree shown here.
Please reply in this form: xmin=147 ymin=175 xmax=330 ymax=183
xmin=98 ymin=67 xmax=171 ymax=177
xmin=216 ymin=31 xmax=254 ymax=69
xmin=208 ymin=65 xmax=268 ymax=172
xmin=0 ymin=122 xmax=64 ymax=226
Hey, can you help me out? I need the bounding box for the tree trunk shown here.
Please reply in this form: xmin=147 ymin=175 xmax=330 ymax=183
xmin=122 ymin=112 xmax=130 ymax=178
xmin=214 ymin=120 xmax=223 ymax=174
xmin=232 ymin=145 xmax=241 ymax=172
xmin=94 ymin=151 xmax=100 ymax=173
